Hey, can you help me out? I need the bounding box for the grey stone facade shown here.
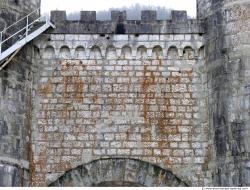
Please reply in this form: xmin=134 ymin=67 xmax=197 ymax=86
xmin=31 ymin=33 xmax=206 ymax=186
xmin=0 ymin=0 xmax=40 ymax=186
xmin=0 ymin=0 xmax=249 ymax=187
xmin=197 ymin=0 xmax=250 ymax=186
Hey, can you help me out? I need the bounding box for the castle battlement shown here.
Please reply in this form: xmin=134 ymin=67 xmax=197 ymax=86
xmin=49 ymin=10 xmax=205 ymax=34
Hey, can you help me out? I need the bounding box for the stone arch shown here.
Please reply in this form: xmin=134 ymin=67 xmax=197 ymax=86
xmin=60 ymin=45 xmax=71 ymax=59
xmin=136 ymin=45 xmax=147 ymax=59
xmin=183 ymin=46 xmax=194 ymax=60
xmin=152 ymin=46 xmax=163 ymax=59
xmin=43 ymin=45 xmax=55 ymax=59
xmin=90 ymin=45 xmax=102 ymax=59
xmin=121 ymin=45 xmax=132 ymax=59
xmin=75 ymin=46 xmax=86 ymax=59
xmin=167 ymin=46 xmax=178 ymax=59
xmin=49 ymin=158 xmax=187 ymax=187
xmin=106 ymin=45 xmax=117 ymax=59
xmin=198 ymin=46 xmax=205 ymax=59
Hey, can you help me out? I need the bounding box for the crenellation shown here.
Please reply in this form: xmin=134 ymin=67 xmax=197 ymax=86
xmin=141 ymin=10 xmax=157 ymax=22
xmin=48 ymin=10 xmax=205 ymax=34
xmin=111 ymin=11 xmax=126 ymax=22
xmin=51 ymin=10 xmax=67 ymax=23
xmin=80 ymin=11 xmax=96 ymax=22
xmin=171 ymin=10 xmax=188 ymax=22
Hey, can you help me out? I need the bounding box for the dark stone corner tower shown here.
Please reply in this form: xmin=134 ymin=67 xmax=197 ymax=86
xmin=0 ymin=0 xmax=40 ymax=187
xmin=197 ymin=0 xmax=250 ymax=186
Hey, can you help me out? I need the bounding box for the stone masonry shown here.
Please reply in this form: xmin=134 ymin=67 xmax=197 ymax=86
xmin=32 ymin=32 xmax=206 ymax=186
xmin=0 ymin=0 xmax=250 ymax=187
xmin=198 ymin=0 xmax=250 ymax=186
xmin=0 ymin=0 xmax=40 ymax=186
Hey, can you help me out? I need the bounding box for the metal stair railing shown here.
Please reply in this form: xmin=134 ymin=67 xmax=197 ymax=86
xmin=0 ymin=8 xmax=55 ymax=63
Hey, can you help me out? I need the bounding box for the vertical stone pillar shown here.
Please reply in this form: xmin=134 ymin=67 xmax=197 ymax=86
xmin=0 ymin=0 xmax=41 ymax=187
xmin=197 ymin=0 xmax=250 ymax=186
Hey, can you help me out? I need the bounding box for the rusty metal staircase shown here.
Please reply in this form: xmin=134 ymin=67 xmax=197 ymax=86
xmin=0 ymin=8 xmax=55 ymax=70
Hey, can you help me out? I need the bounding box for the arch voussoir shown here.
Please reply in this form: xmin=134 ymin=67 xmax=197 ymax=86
xmin=49 ymin=158 xmax=188 ymax=187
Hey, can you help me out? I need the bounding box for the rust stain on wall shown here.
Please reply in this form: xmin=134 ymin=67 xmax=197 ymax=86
xmin=27 ymin=85 xmax=36 ymax=186
xmin=141 ymin=64 xmax=156 ymax=124
xmin=33 ymin=46 xmax=205 ymax=186
xmin=38 ymin=78 xmax=53 ymax=96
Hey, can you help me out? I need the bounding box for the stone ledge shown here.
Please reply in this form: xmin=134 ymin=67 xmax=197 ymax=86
xmin=0 ymin=156 xmax=29 ymax=169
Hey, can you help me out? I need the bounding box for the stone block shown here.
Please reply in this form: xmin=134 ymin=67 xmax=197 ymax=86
xmin=173 ymin=149 xmax=184 ymax=157
xmin=174 ymin=34 xmax=185 ymax=41
xmin=107 ymin=149 xmax=116 ymax=155
xmin=149 ymin=35 xmax=159 ymax=41
xmin=80 ymin=11 xmax=96 ymax=22
xmin=178 ymin=142 xmax=190 ymax=149
xmin=111 ymin=11 xmax=126 ymax=22
xmin=131 ymin=149 xmax=143 ymax=155
xmin=194 ymin=157 xmax=205 ymax=164
xmin=153 ymin=149 xmax=161 ymax=156
xmin=141 ymin=10 xmax=157 ymax=22
xmin=117 ymin=149 xmax=130 ymax=155
xmin=114 ymin=35 xmax=128 ymax=41
xmin=171 ymin=10 xmax=187 ymax=22
xmin=51 ymin=10 xmax=66 ymax=23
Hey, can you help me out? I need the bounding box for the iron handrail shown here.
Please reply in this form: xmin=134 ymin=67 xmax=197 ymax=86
xmin=0 ymin=8 xmax=49 ymax=54
xmin=1 ymin=15 xmax=48 ymax=44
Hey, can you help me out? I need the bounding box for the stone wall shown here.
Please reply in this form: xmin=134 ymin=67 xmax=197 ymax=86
xmin=197 ymin=0 xmax=250 ymax=186
xmin=31 ymin=33 xmax=209 ymax=186
xmin=0 ymin=46 xmax=35 ymax=186
xmin=0 ymin=0 xmax=249 ymax=187
xmin=0 ymin=0 xmax=40 ymax=186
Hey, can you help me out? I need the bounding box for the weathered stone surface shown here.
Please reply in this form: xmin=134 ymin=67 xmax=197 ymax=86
xmin=80 ymin=11 xmax=96 ymax=22
xmin=197 ymin=0 xmax=250 ymax=187
xmin=49 ymin=158 xmax=187 ymax=187
xmin=0 ymin=0 xmax=249 ymax=187
xmin=30 ymin=33 xmax=206 ymax=186
xmin=0 ymin=0 xmax=41 ymax=187
xmin=0 ymin=0 xmax=40 ymax=25
xmin=0 ymin=162 xmax=29 ymax=186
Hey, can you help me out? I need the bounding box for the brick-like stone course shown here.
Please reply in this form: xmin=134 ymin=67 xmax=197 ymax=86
xmin=30 ymin=34 xmax=208 ymax=186
xmin=1 ymin=0 xmax=249 ymax=187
